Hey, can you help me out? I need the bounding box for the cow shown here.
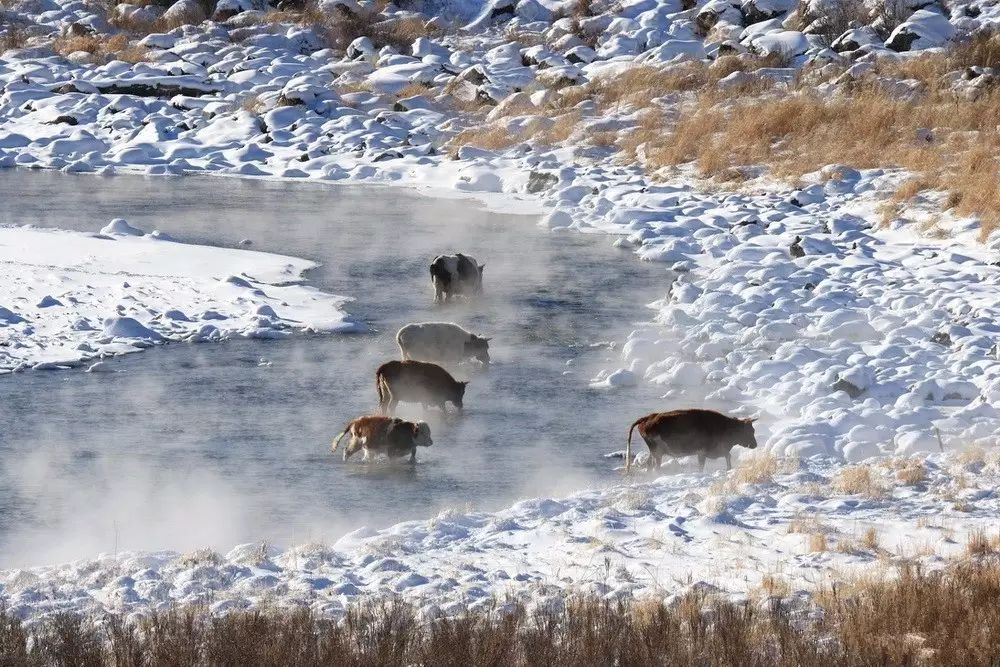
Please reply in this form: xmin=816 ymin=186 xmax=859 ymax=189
xmin=396 ymin=322 xmax=490 ymax=366
xmin=430 ymin=253 xmax=484 ymax=303
xmin=625 ymin=409 xmax=758 ymax=472
xmin=376 ymin=360 xmax=468 ymax=415
xmin=331 ymin=415 xmax=432 ymax=463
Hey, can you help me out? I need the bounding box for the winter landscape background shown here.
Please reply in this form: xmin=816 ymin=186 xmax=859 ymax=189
xmin=1 ymin=0 xmax=999 ymax=661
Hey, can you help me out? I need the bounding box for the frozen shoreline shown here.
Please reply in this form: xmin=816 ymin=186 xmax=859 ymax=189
xmin=0 ymin=218 xmax=362 ymax=373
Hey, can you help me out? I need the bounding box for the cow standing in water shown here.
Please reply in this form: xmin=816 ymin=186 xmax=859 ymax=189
xmin=376 ymin=360 xmax=468 ymax=415
xmin=332 ymin=415 xmax=432 ymax=463
xmin=626 ymin=409 xmax=758 ymax=472
xmin=430 ymin=254 xmax=484 ymax=303
xmin=396 ymin=322 xmax=490 ymax=366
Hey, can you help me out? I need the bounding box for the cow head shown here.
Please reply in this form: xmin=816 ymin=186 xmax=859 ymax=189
xmin=738 ymin=418 xmax=758 ymax=449
xmin=465 ymin=335 xmax=491 ymax=364
xmin=412 ymin=421 xmax=432 ymax=447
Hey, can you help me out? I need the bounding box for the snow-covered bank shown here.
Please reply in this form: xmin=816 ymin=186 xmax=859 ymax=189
xmin=0 ymin=221 xmax=360 ymax=372
xmin=3 ymin=450 xmax=998 ymax=623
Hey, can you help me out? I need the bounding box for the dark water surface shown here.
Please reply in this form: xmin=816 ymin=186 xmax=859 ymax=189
xmin=0 ymin=169 xmax=670 ymax=566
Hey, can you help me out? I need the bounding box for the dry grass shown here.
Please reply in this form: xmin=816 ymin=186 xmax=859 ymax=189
xmin=832 ymin=465 xmax=887 ymax=498
xmin=51 ymin=33 xmax=150 ymax=63
xmin=730 ymin=453 xmax=779 ymax=485
xmin=394 ymin=82 xmax=432 ymax=99
xmin=896 ymin=460 xmax=927 ymax=486
xmin=0 ymin=26 xmax=30 ymax=53
xmin=808 ymin=532 xmax=829 ymax=552
xmin=966 ymin=530 xmax=1000 ymax=557
xmin=456 ymin=48 xmax=1000 ymax=238
xmin=957 ymin=446 xmax=988 ymax=467
xmin=241 ymin=94 xmax=265 ymax=113
xmin=861 ymin=526 xmax=880 ymax=551
xmin=7 ymin=562 xmax=1000 ymax=666
xmin=261 ymin=3 xmax=441 ymax=52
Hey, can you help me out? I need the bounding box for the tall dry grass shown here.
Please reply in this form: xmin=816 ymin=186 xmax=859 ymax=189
xmin=51 ymin=33 xmax=150 ymax=63
xmin=447 ymin=39 xmax=1000 ymax=238
xmin=4 ymin=561 xmax=1000 ymax=666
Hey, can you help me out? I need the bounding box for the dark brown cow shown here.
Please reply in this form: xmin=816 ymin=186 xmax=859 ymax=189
xmin=376 ymin=360 xmax=467 ymax=415
xmin=331 ymin=415 xmax=432 ymax=463
xmin=626 ymin=409 xmax=758 ymax=472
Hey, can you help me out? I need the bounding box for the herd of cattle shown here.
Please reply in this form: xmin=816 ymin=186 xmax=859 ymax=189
xmin=331 ymin=253 xmax=760 ymax=472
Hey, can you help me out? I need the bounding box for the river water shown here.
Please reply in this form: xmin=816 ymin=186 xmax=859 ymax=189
xmin=0 ymin=169 xmax=670 ymax=566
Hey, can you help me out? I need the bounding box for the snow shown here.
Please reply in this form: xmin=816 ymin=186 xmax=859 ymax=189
xmin=0 ymin=223 xmax=361 ymax=372
xmin=4 ymin=451 xmax=998 ymax=623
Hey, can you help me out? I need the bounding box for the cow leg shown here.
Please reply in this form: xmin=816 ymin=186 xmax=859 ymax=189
xmin=387 ymin=397 xmax=398 ymax=415
xmin=698 ymin=455 xmax=706 ymax=472
xmin=361 ymin=448 xmax=372 ymax=463
xmin=725 ymin=452 xmax=732 ymax=470
xmin=409 ymin=447 xmax=417 ymax=464
xmin=344 ymin=437 xmax=362 ymax=461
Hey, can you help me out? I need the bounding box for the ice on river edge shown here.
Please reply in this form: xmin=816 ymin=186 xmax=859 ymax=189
xmin=0 ymin=221 xmax=362 ymax=372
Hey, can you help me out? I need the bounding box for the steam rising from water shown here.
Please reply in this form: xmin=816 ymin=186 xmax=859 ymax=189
xmin=0 ymin=171 xmax=668 ymax=567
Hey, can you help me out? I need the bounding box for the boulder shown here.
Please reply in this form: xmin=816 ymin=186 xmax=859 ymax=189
xmin=160 ymin=0 xmax=208 ymax=27
xmin=885 ymin=9 xmax=956 ymax=51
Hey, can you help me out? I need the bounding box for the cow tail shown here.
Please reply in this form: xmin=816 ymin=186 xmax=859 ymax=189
xmin=626 ymin=418 xmax=644 ymax=473
xmin=376 ymin=371 xmax=385 ymax=414
xmin=331 ymin=425 xmax=351 ymax=452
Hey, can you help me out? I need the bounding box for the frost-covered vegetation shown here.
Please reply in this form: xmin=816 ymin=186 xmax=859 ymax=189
xmin=2 ymin=0 xmax=1000 ymax=647
xmin=5 ymin=560 xmax=1000 ymax=666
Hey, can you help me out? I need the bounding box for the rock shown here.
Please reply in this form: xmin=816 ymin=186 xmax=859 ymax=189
xmin=100 ymin=218 xmax=144 ymax=236
xmin=830 ymin=26 xmax=881 ymax=52
xmin=213 ymin=0 xmax=261 ymax=21
xmin=527 ymin=171 xmax=559 ymax=193
xmin=515 ymin=0 xmax=552 ymax=22
xmin=160 ymin=0 xmax=208 ymax=27
xmin=0 ymin=306 xmax=26 ymax=324
xmin=346 ymin=36 xmax=376 ymax=61
xmin=930 ymin=331 xmax=952 ymax=346
xmin=885 ymin=10 xmax=956 ymax=52
xmin=102 ymin=317 xmax=163 ymax=341
xmin=565 ymin=45 xmax=596 ymax=63
xmin=35 ymin=295 xmax=63 ymax=308
xmin=741 ymin=0 xmax=796 ymax=24
xmin=789 ymin=235 xmax=805 ymax=258
xmin=894 ymin=430 xmax=941 ymax=456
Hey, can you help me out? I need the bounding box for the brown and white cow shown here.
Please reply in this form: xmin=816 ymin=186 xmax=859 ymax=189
xmin=430 ymin=253 xmax=484 ymax=303
xmin=376 ymin=360 xmax=468 ymax=415
xmin=626 ymin=409 xmax=758 ymax=472
xmin=331 ymin=415 xmax=432 ymax=463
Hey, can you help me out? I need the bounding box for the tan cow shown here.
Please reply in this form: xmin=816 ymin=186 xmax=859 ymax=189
xmin=331 ymin=415 xmax=432 ymax=463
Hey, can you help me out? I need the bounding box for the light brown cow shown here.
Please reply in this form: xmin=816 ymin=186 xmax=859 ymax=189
xmin=376 ymin=359 xmax=468 ymax=415
xmin=626 ymin=409 xmax=758 ymax=472
xmin=331 ymin=415 xmax=432 ymax=463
